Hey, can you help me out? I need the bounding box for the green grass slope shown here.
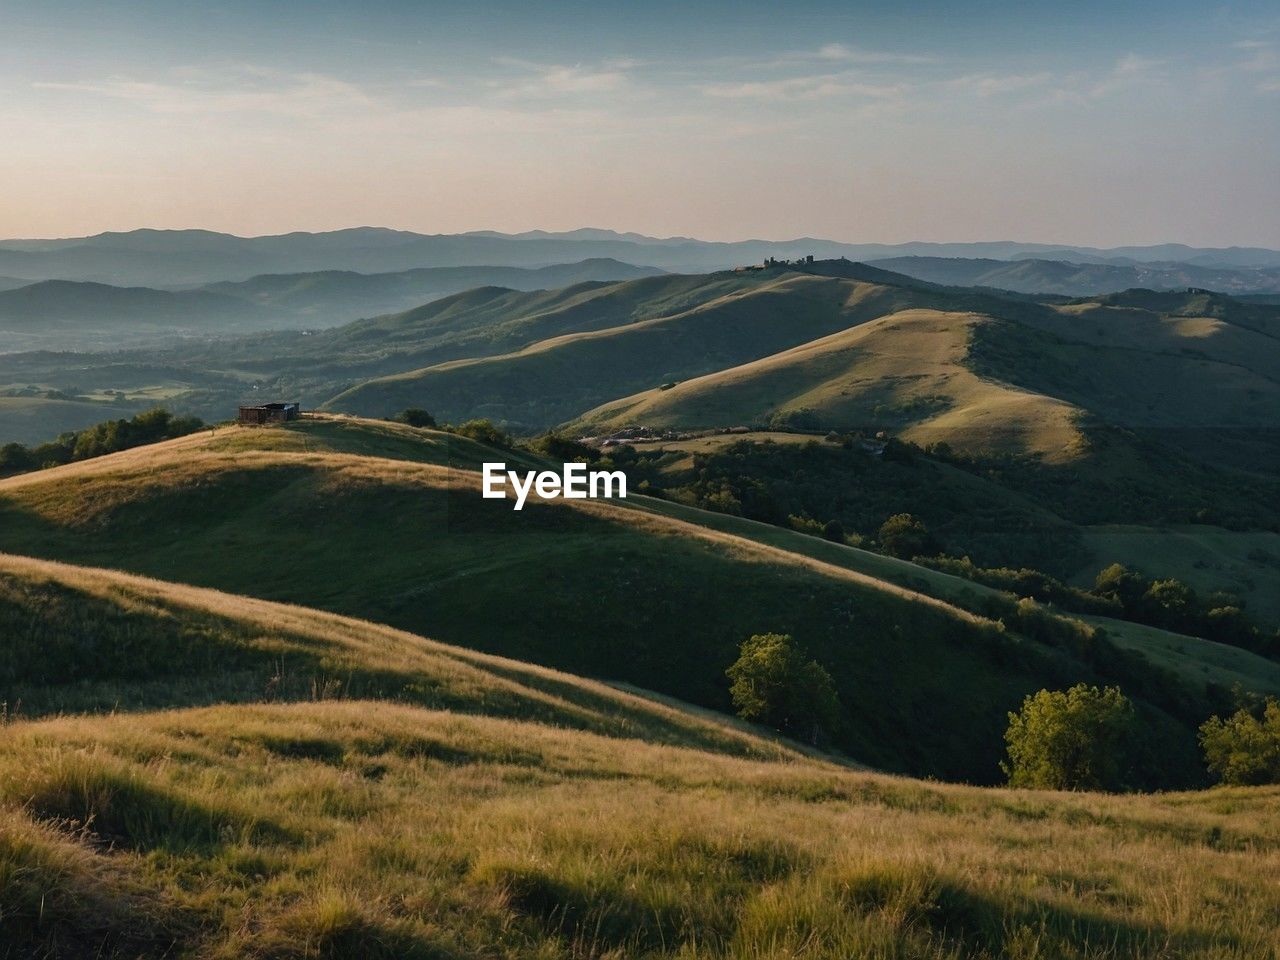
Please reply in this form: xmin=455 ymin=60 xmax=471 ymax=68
xmin=0 ymin=551 xmax=786 ymax=757
xmin=324 ymin=269 xmax=1280 ymax=475
xmin=573 ymin=291 xmax=1280 ymax=463
xmin=323 ymin=272 xmax=947 ymax=428
xmin=204 ymin=271 xmax=777 ymax=376
xmin=0 ymin=416 xmax=1250 ymax=786
xmin=2 ymin=551 xmax=1279 ymax=958
xmin=572 ymin=309 xmax=1085 ymax=460
xmin=1073 ymin=524 xmax=1280 ymax=628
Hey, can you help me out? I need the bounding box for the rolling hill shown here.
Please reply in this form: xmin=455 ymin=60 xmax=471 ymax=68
xmin=0 ymin=414 xmax=1265 ymax=788
xmin=323 ymin=267 xmax=967 ymax=428
xmin=0 ymin=260 xmax=667 ymax=353
xmin=872 ymin=256 xmax=1280 ymax=296
xmin=569 ymin=286 xmax=1280 ymax=465
xmin=202 ymin=258 xmax=665 ymax=325
xmin=0 ymin=280 xmax=287 ymax=333
xmin=6 ymin=257 xmax=1277 ymax=478
xmin=571 ymin=309 xmax=1085 ymax=460
xmin=4 ymin=552 xmax=1279 ymax=958
xmin=323 ymin=263 xmax=1280 ymax=472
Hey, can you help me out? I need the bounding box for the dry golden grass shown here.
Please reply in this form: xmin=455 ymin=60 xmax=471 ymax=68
xmin=2 ymin=524 xmax=1279 ymax=956
xmin=572 ymin=310 xmax=1085 ymax=461
xmin=3 ymin=699 xmax=1279 ymax=958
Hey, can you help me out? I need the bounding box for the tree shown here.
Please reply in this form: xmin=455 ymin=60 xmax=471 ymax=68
xmin=396 ymin=408 xmax=437 ymax=429
xmin=1002 ymin=684 xmax=1136 ymax=791
xmin=530 ymin=432 xmax=598 ymax=463
xmin=1199 ymin=699 xmax=1280 ymax=785
xmin=726 ymin=633 xmax=841 ymax=744
xmin=877 ymin=513 xmax=938 ymax=560
xmin=821 ymin=519 xmax=845 ymax=543
xmin=1092 ymin=563 xmax=1147 ymax=614
xmin=451 ymin=419 xmax=509 ymax=447
xmin=1142 ymin=578 xmax=1196 ymax=631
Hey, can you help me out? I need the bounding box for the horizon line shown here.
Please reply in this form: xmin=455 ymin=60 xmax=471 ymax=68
xmin=2 ymin=225 xmax=1276 ymax=254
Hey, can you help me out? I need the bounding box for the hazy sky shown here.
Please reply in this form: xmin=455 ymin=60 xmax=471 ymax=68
xmin=3 ymin=0 xmax=1278 ymax=246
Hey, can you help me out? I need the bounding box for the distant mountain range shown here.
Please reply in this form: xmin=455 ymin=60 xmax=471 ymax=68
xmin=0 ymin=259 xmax=665 ymax=349
xmin=870 ymin=257 xmax=1280 ymax=297
xmin=1 ymin=227 xmax=1278 ymax=287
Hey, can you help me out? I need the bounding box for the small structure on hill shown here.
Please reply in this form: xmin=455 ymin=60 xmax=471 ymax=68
xmin=238 ymin=402 xmax=301 ymax=426
xmin=738 ymin=254 xmax=816 ymax=272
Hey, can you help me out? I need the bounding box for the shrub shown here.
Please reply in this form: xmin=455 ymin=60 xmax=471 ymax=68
xmin=395 ymin=409 xmax=437 ymax=429
xmin=1142 ymin=578 xmax=1197 ymax=630
xmin=877 ymin=513 xmax=939 ymax=560
xmin=726 ymin=633 xmax=841 ymax=745
xmin=529 ymin=433 xmax=599 ymax=463
xmin=450 ymin=419 xmax=510 ymax=447
xmin=1092 ymin=563 xmax=1147 ymax=612
xmin=1199 ymin=698 xmax=1280 ymax=785
xmin=821 ymin=519 xmax=845 ymax=543
xmin=1002 ymin=684 xmax=1136 ymax=791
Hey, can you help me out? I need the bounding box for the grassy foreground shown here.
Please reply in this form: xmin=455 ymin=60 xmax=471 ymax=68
xmin=2 ymin=554 xmax=1279 ymax=958
xmin=5 ymin=700 xmax=1279 ymax=960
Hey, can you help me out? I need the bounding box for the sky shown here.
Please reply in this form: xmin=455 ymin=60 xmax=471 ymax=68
xmin=2 ymin=0 xmax=1278 ymax=247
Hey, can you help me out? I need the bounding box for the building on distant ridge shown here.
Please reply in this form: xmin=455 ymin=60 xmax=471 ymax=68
xmin=238 ymin=402 xmax=301 ymax=425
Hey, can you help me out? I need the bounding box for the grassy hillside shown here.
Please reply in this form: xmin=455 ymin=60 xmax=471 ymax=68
xmin=572 ymin=289 xmax=1279 ymax=464
xmin=1073 ymin=525 xmax=1280 ymax=627
xmin=0 ymin=552 xmax=783 ymax=757
xmin=0 ymin=416 xmax=1256 ymax=786
xmin=625 ymin=491 xmax=1280 ymax=696
xmin=970 ymin=297 xmax=1280 ymax=438
xmin=323 ymin=267 xmax=1280 ymax=477
xmin=572 ymin=309 xmax=1084 ymax=460
xmin=325 ymin=271 xmax=951 ymax=427
xmin=0 ymin=553 xmax=1276 ymax=958
xmin=7 ymin=699 xmax=1280 ymax=959
xmin=6 ymin=263 xmax=1276 ymax=472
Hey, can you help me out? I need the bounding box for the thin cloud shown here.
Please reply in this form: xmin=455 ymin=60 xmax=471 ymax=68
xmin=700 ymin=73 xmax=907 ymax=101
xmin=810 ymin=42 xmax=935 ymax=64
xmin=944 ymin=72 xmax=1053 ymax=97
xmin=490 ymin=58 xmax=635 ymax=99
xmin=33 ymin=69 xmax=377 ymax=118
